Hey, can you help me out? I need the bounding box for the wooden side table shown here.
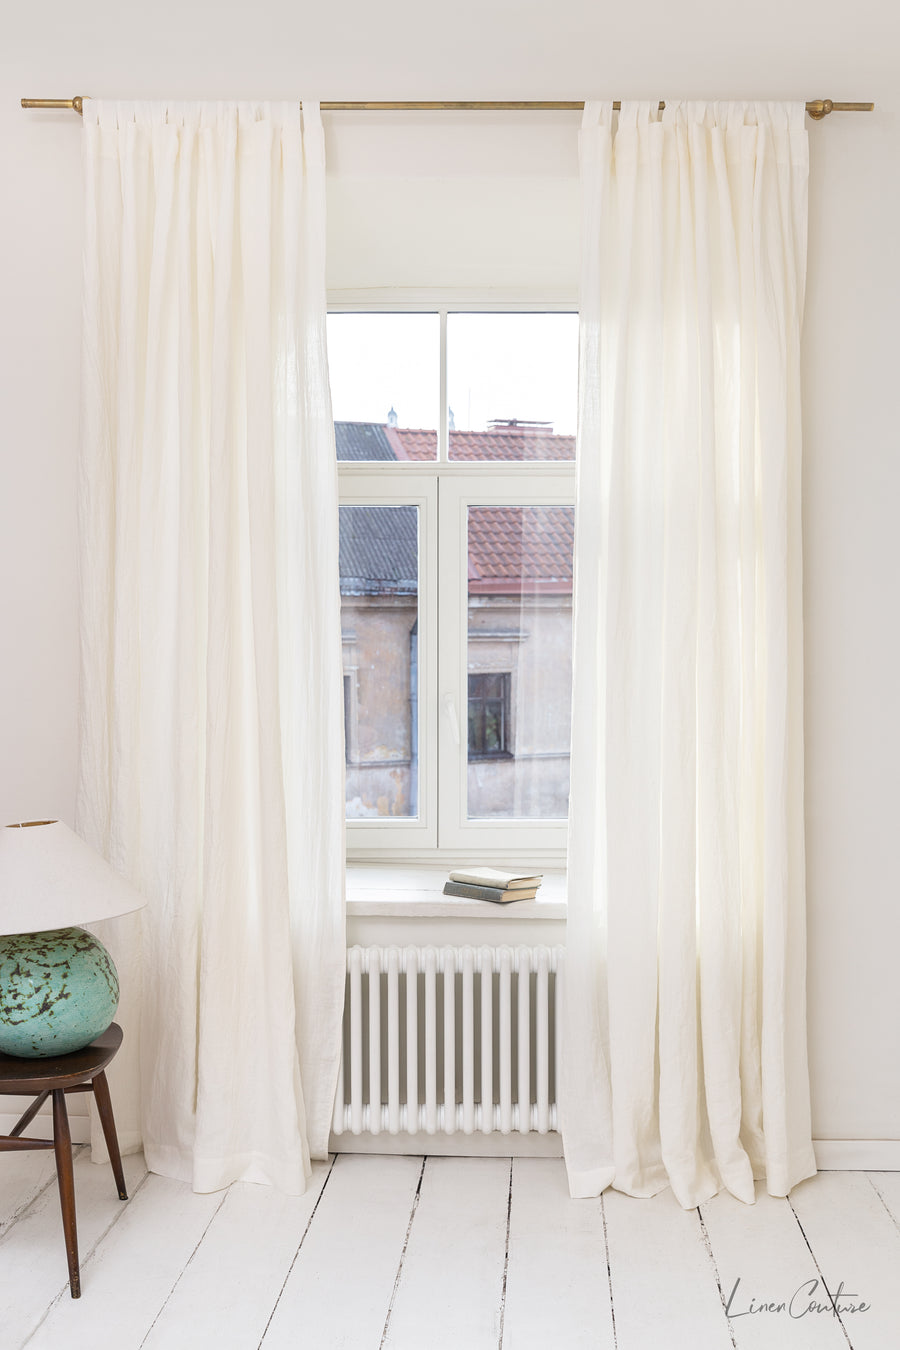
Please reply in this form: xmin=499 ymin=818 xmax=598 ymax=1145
xmin=0 ymin=1022 xmax=128 ymax=1298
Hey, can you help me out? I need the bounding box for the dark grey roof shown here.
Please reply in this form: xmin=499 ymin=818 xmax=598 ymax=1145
xmin=339 ymin=506 xmax=417 ymax=595
xmin=335 ymin=422 xmax=398 ymax=462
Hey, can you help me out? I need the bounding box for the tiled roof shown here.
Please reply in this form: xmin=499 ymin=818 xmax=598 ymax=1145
xmin=389 ymin=426 xmax=575 ymax=462
xmin=339 ymin=506 xmax=417 ymax=595
xmin=385 ymin=426 xmax=436 ymax=460
xmin=338 ymin=504 xmax=572 ymax=597
xmin=468 ymin=507 xmax=573 ymax=594
xmin=336 ymin=422 xmax=574 ymax=594
xmin=335 ymin=422 xmax=398 ymax=461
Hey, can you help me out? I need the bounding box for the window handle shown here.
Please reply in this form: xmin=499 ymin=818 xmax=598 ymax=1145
xmin=442 ymin=692 xmax=461 ymax=746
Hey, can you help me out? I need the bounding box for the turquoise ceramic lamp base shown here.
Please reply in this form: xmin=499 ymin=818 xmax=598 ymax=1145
xmin=0 ymin=927 xmax=120 ymax=1058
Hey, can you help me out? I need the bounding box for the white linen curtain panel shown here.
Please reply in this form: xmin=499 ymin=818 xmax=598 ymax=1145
xmin=562 ymin=101 xmax=816 ymax=1209
xmin=77 ymin=101 xmax=345 ymax=1193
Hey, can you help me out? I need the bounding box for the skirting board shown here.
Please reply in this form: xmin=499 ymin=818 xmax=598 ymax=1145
xmin=1 ymin=1109 xmax=91 ymax=1144
xmin=330 ymin=1130 xmax=564 ymax=1158
xmin=331 ymin=1134 xmax=900 ymax=1167
xmin=4 ymin=1113 xmax=894 ymax=1170
xmin=813 ymin=1139 xmax=900 ymax=1171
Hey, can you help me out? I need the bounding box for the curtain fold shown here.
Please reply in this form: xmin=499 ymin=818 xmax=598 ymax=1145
xmin=77 ymin=100 xmax=345 ymax=1194
xmin=561 ymin=100 xmax=815 ymax=1209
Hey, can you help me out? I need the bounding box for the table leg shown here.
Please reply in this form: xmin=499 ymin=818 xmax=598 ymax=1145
xmin=51 ymin=1089 xmax=80 ymax=1299
xmin=91 ymin=1070 xmax=128 ymax=1201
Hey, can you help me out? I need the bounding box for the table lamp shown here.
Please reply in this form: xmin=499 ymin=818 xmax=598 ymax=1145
xmin=0 ymin=821 xmax=145 ymax=1058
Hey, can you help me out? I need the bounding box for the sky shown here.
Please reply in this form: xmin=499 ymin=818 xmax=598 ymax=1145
xmin=327 ymin=311 xmax=579 ymax=437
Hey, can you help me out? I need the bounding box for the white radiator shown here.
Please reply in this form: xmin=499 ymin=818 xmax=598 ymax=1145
xmin=331 ymin=944 xmax=564 ymax=1139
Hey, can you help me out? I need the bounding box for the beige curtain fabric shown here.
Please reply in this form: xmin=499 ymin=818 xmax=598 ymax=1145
xmin=561 ymin=101 xmax=816 ymax=1208
xmin=77 ymin=100 xmax=345 ymax=1193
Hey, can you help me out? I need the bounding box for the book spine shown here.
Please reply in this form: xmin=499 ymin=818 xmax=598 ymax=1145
xmin=443 ymin=881 xmax=513 ymax=902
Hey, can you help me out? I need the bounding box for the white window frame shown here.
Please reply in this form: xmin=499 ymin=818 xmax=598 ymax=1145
xmin=339 ymin=471 xmax=438 ymax=849
xmin=437 ymin=472 xmax=574 ymax=853
xmin=333 ymin=297 xmax=577 ymax=864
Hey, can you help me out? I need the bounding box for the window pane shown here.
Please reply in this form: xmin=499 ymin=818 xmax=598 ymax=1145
xmin=340 ymin=506 xmax=419 ymax=818
xmin=468 ymin=673 xmax=511 ymax=758
xmin=467 ymin=506 xmax=574 ymax=820
xmin=328 ymin=313 xmax=439 ymax=461
xmin=447 ymin=313 xmax=578 ymax=460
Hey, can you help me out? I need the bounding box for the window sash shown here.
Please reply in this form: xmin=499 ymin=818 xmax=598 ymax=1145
xmin=435 ymin=473 xmax=573 ymax=853
xmin=340 ymin=473 xmax=438 ymax=850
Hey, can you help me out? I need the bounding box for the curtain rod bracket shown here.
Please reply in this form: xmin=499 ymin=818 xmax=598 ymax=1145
xmin=807 ymin=99 xmax=834 ymax=121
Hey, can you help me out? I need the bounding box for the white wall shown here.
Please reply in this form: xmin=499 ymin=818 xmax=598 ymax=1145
xmin=803 ymin=113 xmax=900 ymax=1142
xmin=325 ymin=111 xmax=580 ymax=295
xmin=1 ymin=0 xmax=898 ymax=1148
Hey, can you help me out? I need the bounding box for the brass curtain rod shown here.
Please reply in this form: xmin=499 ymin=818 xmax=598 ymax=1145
xmin=22 ymin=97 xmax=875 ymax=121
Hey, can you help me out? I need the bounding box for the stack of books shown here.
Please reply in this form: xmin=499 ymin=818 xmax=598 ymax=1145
xmin=442 ymin=867 xmax=543 ymax=904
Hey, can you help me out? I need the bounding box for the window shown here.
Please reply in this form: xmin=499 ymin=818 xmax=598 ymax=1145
xmin=468 ymin=673 xmax=512 ymax=759
xmin=331 ymin=306 xmax=577 ymax=858
xmin=340 ymin=504 xmax=419 ymax=818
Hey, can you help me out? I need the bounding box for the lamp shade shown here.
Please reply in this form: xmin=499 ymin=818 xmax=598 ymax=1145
xmin=0 ymin=822 xmax=145 ymax=1057
xmin=0 ymin=821 xmax=145 ymax=936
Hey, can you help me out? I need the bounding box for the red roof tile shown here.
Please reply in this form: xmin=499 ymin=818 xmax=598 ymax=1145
xmin=388 ymin=426 xmax=575 ymax=462
xmin=468 ymin=507 xmax=573 ymax=594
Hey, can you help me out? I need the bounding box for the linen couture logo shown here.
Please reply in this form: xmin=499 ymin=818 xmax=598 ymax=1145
xmin=725 ymin=1277 xmax=871 ymax=1321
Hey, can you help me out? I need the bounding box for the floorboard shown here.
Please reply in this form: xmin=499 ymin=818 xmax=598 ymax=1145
xmin=867 ymin=1170 xmax=900 ymax=1234
xmin=789 ymin=1170 xmax=900 ymax=1350
xmin=0 ymin=1148 xmax=64 ymax=1236
xmin=22 ymin=1169 xmax=224 ymax=1350
xmin=2 ymin=1151 xmax=148 ymax=1349
xmin=384 ymin=1155 xmax=511 ymax=1350
xmin=1 ymin=1149 xmax=898 ymax=1350
xmin=141 ymin=1160 xmax=333 ymax=1350
xmin=501 ymin=1156 xmax=615 ymax=1350
xmin=699 ymin=1185 xmax=847 ymax=1349
xmin=603 ymin=1185 xmax=731 ymax=1349
xmin=260 ymin=1152 xmax=423 ymax=1350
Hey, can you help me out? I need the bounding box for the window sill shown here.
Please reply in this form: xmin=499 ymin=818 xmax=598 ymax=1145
xmin=346 ymin=862 xmax=567 ymax=921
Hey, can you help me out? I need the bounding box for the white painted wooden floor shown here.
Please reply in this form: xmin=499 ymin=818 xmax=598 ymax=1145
xmin=2 ymin=1149 xmax=899 ymax=1349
